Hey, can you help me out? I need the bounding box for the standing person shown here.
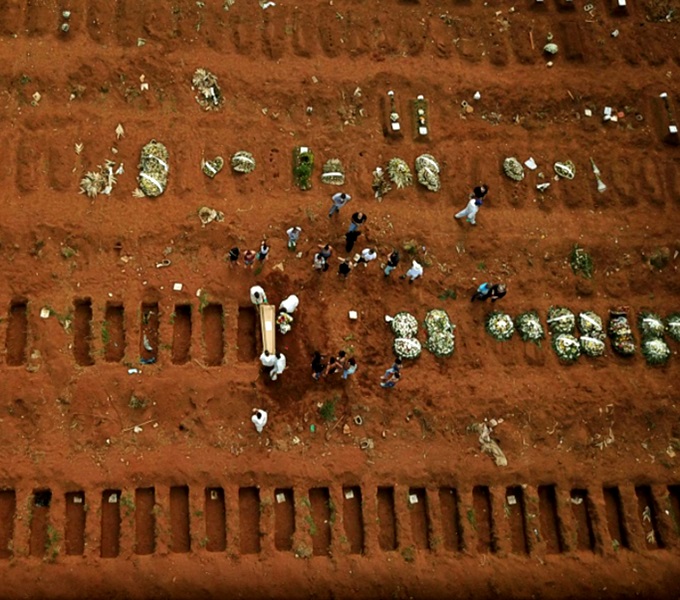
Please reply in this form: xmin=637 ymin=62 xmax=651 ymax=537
xmin=401 ymin=260 xmax=423 ymax=284
xmin=471 ymin=282 xmax=507 ymax=303
xmin=251 ymin=409 xmax=268 ymax=434
xmin=228 ymin=247 xmax=240 ymax=266
xmin=270 ymin=352 xmax=287 ymax=381
xmin=279 ymin=294 xmax=299 ymax=314
xmin=244 ymin=249 xmax=257 ymax=267
xmin=286 ymin=226 xmax=302 ymax=250
xmin=380 ymin=370 xmax=401 ymax=388
xmin=250 ymin=285 xmax=268 ymax=305
xmin=328 ymin=192 xmax=351 ymax=218
xmin=345 ymin=230 xmax=362 ymax=253
xmin=342 ymin=357 xmax=357 ymax=380
xmin=256 ymin=240 xmax=270 ymax=262
xmin=260 ymin=350 xmax=277 ymax=368
xmin=348 ymin=211 xmax=367 ymax=233
xmin=318 ymin=244 xmax=333 ymax=260
xmin=455 ymin=196 xmax=482 ymax=226
xmin=338 ymin=258 xmax=353 ymax=278
xmin=384 ymin=250 xmax=400 ymax=277
xmin=384 ymin=357 xmax=402 ymax=378
xmin=311 ymin=351 xmax=326 ymax=381
xmin=313 ymin=252 xmax=328 ymax=272
xmin=358 ymin=247 xmax=377 ymax=266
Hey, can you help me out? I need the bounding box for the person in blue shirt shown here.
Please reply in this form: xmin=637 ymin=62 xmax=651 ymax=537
xmin=471 ymin=282 xmax=507 ymax=302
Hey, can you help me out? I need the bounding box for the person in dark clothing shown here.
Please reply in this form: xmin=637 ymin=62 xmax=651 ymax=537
xmin=338 ymin=258 xmax=353 ymax=278
xmin=345 ymin=230 xmax=362 ymax=253
xmin=324 ymin=356 xmax=341 ymax=377
xmin=228 ymin=247 xmax=240 ymax=265
xmin=348 ymin=211 xmax=367 ymax=233
xmin=384 ymin=250 xmax=400 ymax=277
xmin=311 ymin=351 xmax=326 ymax=380
xmin=472 ymin=184 xmax=489 ymax=201
xmin=470 ymin=282 xmax=507 ymax=302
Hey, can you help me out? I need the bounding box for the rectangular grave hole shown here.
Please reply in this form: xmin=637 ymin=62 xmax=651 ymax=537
xmin=135 ymin=487 xmax=156 ymax=555
xmin=309 ymin=487 xmax=332 ymax=556
xmin=205 ymin=487 xmax=226 ymax=552
xmin=603 ymin=487 xmax=629 ymax=550
xmin=342 ymin=486 xmax=364 ymax=554
xmin=73 ymin=298 xmax=95 ymax=366
xmin=65 ymin=492 xmax=86 ymax=556
xmin=408 ymin=488 xmax=431 ymax=550
xmin=6 ymin=300 xmax=28 ymax=366
xmin=172 ymin=304 xmax=192 ymax=364
xmin=140 ymin=302 xmax=159 ymax=363
xmin=570 ymin=489 xmax=596 ymax=551
xmin=0 ymin=490 xmax=16 ymax=559
xmin=237 ymin=306 xmax=257 ymax=362
xmin=506 ymin=486 xmax=529 ymax=555
xmin=538 ymin=484 xmax=564 ymax=554
xmin=29 ymin=489 xmax=52 ymax=558
xmin=239 ymin=487 xmax=261 ymax=554
xmin=274 ymin=488 xmax=294 ymax=551
xmin=202 ymin=303 xmax=224 ymax=366
xmin=635 ymin=485 xmax=664 ymax=549
xmin=472 ymin=486 xmax=495 ymax=554
xmin=104 ymin=303 xmax=125 ymax=362
xmin=377 ymin=487 xmax=397 ymax=551
xmin=439 ymin=487 xmax=463 ymax=552
xmin=170 ymin=486 xmax=190 ymax=553
xmin=101 ymin=489 xmax=121 ymax=558
xmin=669 ymin=486 xmax=680 ymax=539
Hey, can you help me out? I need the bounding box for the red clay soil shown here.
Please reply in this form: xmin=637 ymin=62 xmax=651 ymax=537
xmin=0 ymin=0 xmax=680 ymax=598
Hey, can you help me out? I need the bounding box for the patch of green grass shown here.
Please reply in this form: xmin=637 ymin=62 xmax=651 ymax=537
xmin=120 ymin=493 xmax=135 ymax=517
xmin=401 ymin=545 xmax=416 ymax=563
xmin=45 ymin=524 xmax=60 ymax=562
xmin=569 ymin=243 xmax=594 ymax=279
xmin=319 ymin=398 xmax=337 ymax=423
xmin=60 ymin=246 xmax=77 ymax=259
xmin=438 ymin=288 xmax=457 ymax=301
xmin=305 ymin=514 xmax=318 ymax=536
xmin=476 ymin=261 xmax=486 ymax=272
xmin=128 ymin=395 xmax=147 ymax=410
xmin=101 ymin=321 xmax=110 ymax=345
xmin=198 ymin=291 xmax=209 ymax=313
xmin=466 ymin=508 xmax=477 ymax=530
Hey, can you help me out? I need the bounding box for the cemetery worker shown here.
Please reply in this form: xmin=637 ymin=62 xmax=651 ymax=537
xmin=286 ymin=226 xmax=302 ymax=250
xmin=338 ymin=258 xmax=353 ymax=278
xmin=471 ymin=282 xmax=507 ymax=303
xmin=279 ymin=294 xmax=299 ymax=314
xmin=260 ymin=350 xmax=277 ymax=368
xmin=342 ymin=357 xmax=358 ymax=380
xmin=250 ymin=285 xmax=268 ymax=305
xmin=228 ymin=247 xmax=240 ymax=265
xmin=244 ymin=249 xmax=257 ymax=267
xmin=313 ymin=252 xmax=328 ymax=272
xmin=384 ymin=250 xmax=400 ymax=277
xmin=345 ymin=230 xmax=362 ymax=253
xmin=455 ymin=196 xmax=482 ymax=225
xmin=380 ymin=370 xmax=401 ymax=389
xmin=401 ymin=260 xmax=423 ymax=283
xmin=348 ymin=211 xmax=367 ymax=233
xmin=328 ymin=192 xmax=352 ymax=217
xmin=358 ymin=247 xmax=377 ymax=266
xmin=311 ymin=351 xmax=326 ymax=381
xmin=271 ymin=352 xmax=287 ymax=381
xmin=251 ymin=409 xmax=268 ymax=434
xmin=472 ymin=184 xmax=489 ymax=201
xmin=256 ymin=240 xmax=270 ymax=262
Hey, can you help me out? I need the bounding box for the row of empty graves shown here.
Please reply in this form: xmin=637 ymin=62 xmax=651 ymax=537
xmin=0 ymin=483 xmax=679 ymax=560
xmin=1 ymin=299 xmax=263 ymax=367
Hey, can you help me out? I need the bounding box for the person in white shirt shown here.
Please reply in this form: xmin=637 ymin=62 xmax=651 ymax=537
xmin=251 ymin=409 xmax=268 ymax=433
xmin=401 ymin=260 xmax=423 ymax=284
xmin=279 ymin=294 xmax=299 ymax=314
xmin=260 ymin=350 xmax=277 ymax=368
xmin=358 ymin=248 xmax=377 ymax=266
xmin=454 ymin=196 xmax=482 ymax=225
xmin=250 ymin=285 xmax=267 ymax=305
xmin=286 ymin=226 xmax=302 ymax=250
xmin=270 ymin=352 xmax=287 ymax=380
xmin=328 ymin=192 xmax=351 ymax=217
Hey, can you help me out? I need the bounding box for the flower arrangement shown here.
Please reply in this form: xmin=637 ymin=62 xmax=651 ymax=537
xmin=202 ymin=156 xmax=224 ymax=178
xmin=393 ymin=337 xmax=422 ymax=359
xmin=503 ymin=157 xmax=524 ymax=181
xmin=486 ymin=311 xmax=514 ymax=341
xmin=372 ymin=166 xmax=391 ymax=201
xmin=580 ymin=335 xmax=606 ymax=358
xmin=666 ymin=313 xmax=680 ymax=342
xmin=192 ymin=68 xmax=223 ymax=111
xmin=386 ymin=158 xmax=413 ymax=189
xmin=320 ymin=158 xmax=345 ymax=186
xmin=570 ymin=244 xmax=594 ymax=279
xmin=415 ymin=154 xmax=440 ymax=192
xmin=391 ymin=311 xmax=419 ymax=338
xmin=578 ymin=311 xmax=604 ymax=337
xmin=231 ymin=151 xmax=256 ymax=174
xmin=638 ymin=311 xmax=665 ymax=338
xmin=608 ymin=309 xmax=636 ymax=356
xmin=547 ymin=306 xmax=575 ymax=335
xmin=424 ymin=309 xmax=455 ymax=357
xmin=641 ymin=337 xmax=671 ymax=366
xmin=552 ymin=333 xmax=581 ymax=362
xmin=293 ymin=146 xmax=314 ymax=190
xmin=515 ymin=311 xmax=545 ymax=344
xmin=137 ymin=139 xmax=169 ymax=198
